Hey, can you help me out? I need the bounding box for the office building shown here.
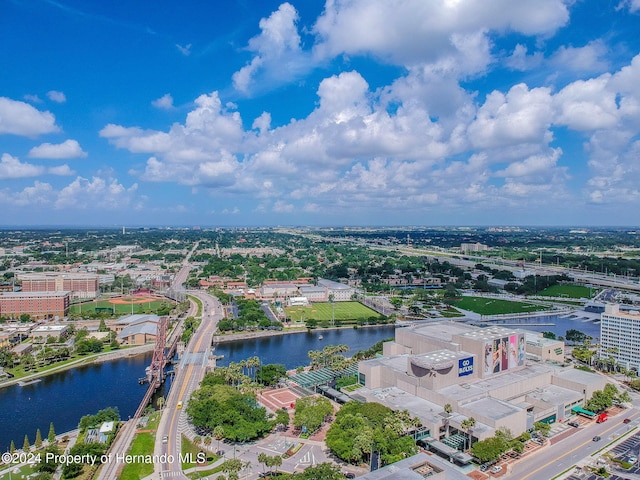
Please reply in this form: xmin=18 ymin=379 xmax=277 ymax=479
xmin=600 ymin=304 xmax=640 ymax=370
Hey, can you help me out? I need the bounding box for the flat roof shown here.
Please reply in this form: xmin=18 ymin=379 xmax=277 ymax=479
xmin=356 ymin=386 xmax=445 ymax=425
xmin=553 ymin=366 xmax=607 ymax=386
xmin=32 ymin=325 xmax=67 ymax=332
xmin=401 ymin=322 xmax=476 ymax=343
xmin=524 ymin=332 xmax=563 ymax=347
xmin=526 ymin=384 xmax=583 ymax=406
xmin=357 ymin=452 xmax=469 ymax=480
xmin=463 ymin=397 xmax=523 ymax=421
xmin=0 ymin=291 xmax=71 ymax=298
xmin=438 ymin=363 xmax=554 ymax=403
xmin=457 ymin=325 xmax=519 ymax=340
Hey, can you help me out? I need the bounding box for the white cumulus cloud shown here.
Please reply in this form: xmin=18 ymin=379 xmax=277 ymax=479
xmin=0 ymin=97 xmax=59 ymax=136
xmin=232 ymin=2 xmax=310 ymax=94
xmin=28 ymin=139 xmax=88 ymax=159
xmin=152 ymin=94 xmax=174 ymax=110
xmin=47 ymin=90 xmax=67 ymax=103
xmin=0 ymin=153 xmax=45 ymax=179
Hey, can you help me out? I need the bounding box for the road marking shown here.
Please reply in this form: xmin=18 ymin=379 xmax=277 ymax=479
xmin=520 ymin=419 xmax=636 ymax=480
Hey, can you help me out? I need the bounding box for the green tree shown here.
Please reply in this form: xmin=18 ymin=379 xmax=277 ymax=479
xmin=326 ymin=402 xmax=417 ymax=466
xmin=255 ymin=364 xmax=287 ymax=386
xmin=35 ymin=428 xmax=43 ymax=448
xmin=23 ymin=434 xmax=30 ymax=452
xmin=36 ymin=444 xmax=61 ymax=474
xmin=186 ymin=383 xmax=271 ymax=442
xmin=295 ymin=463 xmax=344 ymax=479
xmin=257 ymin=452 xmax=268 ymax=473
xmin=293 ymin=396 xmax=333 ymax=433
xmin=213 ymin=425 xmax=225 ymax=452
xmin=471 ymin=436 xmax=506 ymax=462
xmin=274 ymin=408 xmax=290 ymax=430
xmin=9 ymin=440 xmax=15 ymax=454
xmin=47 ymin=422 xmax=56 ymax=444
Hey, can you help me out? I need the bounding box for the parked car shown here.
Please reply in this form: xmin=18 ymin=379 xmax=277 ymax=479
xmin=490 ymin=465 xmax=503 ymax=474
xmin=593 ymin=436 xmax=601 ymax=442
xmin=568 ymin=421 xmax=580 ymax=427
xmin=627 ymin=455 xmax=637 ymax=463
xmin=344 ymin=474 xmax=356 ymax=479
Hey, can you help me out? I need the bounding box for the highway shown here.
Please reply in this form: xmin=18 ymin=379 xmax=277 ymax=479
xmin=155 ymin=290 xmax=222 ymax=479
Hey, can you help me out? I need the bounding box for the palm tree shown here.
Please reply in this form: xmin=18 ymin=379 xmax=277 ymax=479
xmin=203 ymin=436 xmax=212 ymax=450
xmin=156 ymin=397 xmax=165 ymax=410
xmin=258 ymin=452 xmax=268 ymax=473
xmin=213 ymin=426 xmax=225 ymax=452
xmin=460 ymin=417 xmax=476 ymax=449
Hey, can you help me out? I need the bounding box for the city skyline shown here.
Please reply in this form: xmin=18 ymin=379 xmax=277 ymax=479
xmin=1 ymin=1 xmax=640 ymax=227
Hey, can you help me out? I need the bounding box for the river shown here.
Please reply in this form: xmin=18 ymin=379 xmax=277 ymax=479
xmin=0 ymin=353 xmax=161 ymax=453
xmin=214 ymin=325 xmax=398 ymax=370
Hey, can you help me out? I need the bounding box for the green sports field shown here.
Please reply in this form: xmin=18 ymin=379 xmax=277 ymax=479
xmin=536 ymin=284 xmax=595 ymax=299
xmin=69 ymin=298 xmax=170 ymax=315
xmin=285 ymin=301 xmax=379 ymax=322
xmin=453 ymin=296 xmax=551 ymax=315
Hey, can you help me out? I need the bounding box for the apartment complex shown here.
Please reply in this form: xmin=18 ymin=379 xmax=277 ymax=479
xmin=18 ymin=272 xmax=100 ymax=299
xmin=600 ymin=303 xmax=640 ymax=370
xmin=0 ymin=291 xmax=71 ymax=320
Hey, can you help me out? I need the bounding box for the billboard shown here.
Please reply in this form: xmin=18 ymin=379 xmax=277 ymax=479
xmin=485 ymin=333 xmax=525 ymax=375
xmin=458 ymin=357 xmax=474 ymax=377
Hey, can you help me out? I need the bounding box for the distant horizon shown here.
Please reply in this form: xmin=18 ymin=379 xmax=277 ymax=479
xmin=2 ymin=1 xmax=640 ymax=225
xmin=1 ymin=224 xmax=640 ymax=230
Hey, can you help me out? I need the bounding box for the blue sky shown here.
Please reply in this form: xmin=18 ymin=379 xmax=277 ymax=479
xmin=1 ymin=0 xmax=640 ymax=227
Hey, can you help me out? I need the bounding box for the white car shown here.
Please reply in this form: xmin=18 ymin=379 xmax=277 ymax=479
xmin=490 ymin=465 xmax=503 ymax=474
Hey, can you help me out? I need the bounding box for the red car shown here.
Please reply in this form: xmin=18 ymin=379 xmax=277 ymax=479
xmin=624 ymin=418 xmax=631 ymax=424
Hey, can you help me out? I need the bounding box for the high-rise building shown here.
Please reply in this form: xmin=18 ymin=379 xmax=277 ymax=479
xmin=600 ymin=304 xmax=640 ymax=370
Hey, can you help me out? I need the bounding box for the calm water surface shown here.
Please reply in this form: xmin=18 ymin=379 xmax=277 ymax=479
xmin=0 ymin=353 xmax=155 ymax=452
xmin=214 ymin=326 xmax=398 ymax=369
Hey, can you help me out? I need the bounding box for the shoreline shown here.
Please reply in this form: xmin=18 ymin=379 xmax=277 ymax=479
xmin=212 ymin=322 xmax=398 ymax=344
xmin=0 ymin=344 xmax=153 ymax=390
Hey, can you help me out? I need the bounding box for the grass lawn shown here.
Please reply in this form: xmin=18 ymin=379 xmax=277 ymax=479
xmin=4 ymin=345 xmax=129 ymax=380
xmin=285 ymin=301 xmax=378 ymax=322
xmin=536 ymin=284 xmax=595 ymax=299
xmin=118 ymin=432 xmax=155 ymax=480
xmin=181 ymin=435 xmax=218 ymax=470
xmin=454 ymin=297 xmax=551 ymax=315
xmin=69 ymin=298 xmax=170 ymax=315
xmin=0 ymin=463 xmax=36 ymax=480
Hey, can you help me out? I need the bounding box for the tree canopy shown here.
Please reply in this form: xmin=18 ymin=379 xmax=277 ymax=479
xmin=325 ymin=402 xmax=418 ymax=466
xmin=186 ymin=383 xmax=272 ymax=442
xmin=293 ymin=396 xmax=333 ymax=433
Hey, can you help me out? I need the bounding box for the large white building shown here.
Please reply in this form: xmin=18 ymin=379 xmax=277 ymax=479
xmin=600 ymin=304 xmax=640 ymax=370
xmin=355 ymin=322 xmax=606 ymax=454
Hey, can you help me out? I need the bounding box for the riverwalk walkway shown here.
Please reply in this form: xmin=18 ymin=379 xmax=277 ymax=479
xmin=0 ymin=344 xmax=153 ymax=390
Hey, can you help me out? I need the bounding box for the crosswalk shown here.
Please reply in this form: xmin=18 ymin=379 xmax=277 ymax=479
xmin=298 ymin=448 xmax=317 ymax=465
xmin=160 ymin=470 xmax=188 ymax=478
